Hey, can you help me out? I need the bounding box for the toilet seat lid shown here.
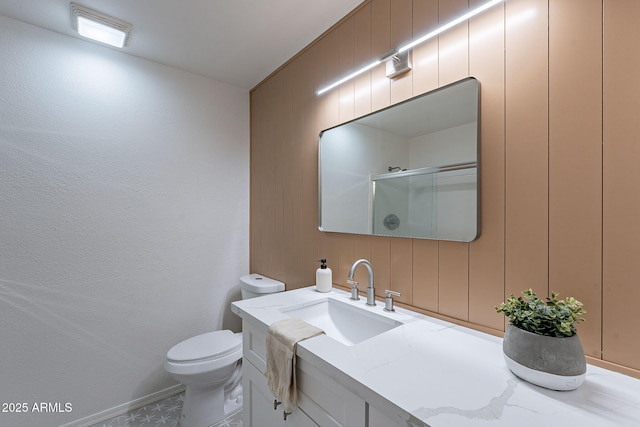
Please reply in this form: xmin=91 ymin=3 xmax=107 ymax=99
xmin=167 ymin=330 xmax=241 ymax=363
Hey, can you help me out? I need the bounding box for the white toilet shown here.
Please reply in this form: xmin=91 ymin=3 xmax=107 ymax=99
xmin=164 ymin=274 xmax=284 ymax=427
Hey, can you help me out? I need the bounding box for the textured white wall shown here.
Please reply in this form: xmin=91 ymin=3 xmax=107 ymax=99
xmin=0 ymin=14 xmax=249 ymax=426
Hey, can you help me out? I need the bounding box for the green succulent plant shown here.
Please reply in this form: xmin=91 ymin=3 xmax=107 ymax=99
xmin=496 ymin=289 xmax=585 ymax=338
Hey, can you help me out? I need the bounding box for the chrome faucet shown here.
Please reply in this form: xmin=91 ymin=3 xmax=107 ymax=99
xmin=348 ymin=259 xmax=375 ymax=306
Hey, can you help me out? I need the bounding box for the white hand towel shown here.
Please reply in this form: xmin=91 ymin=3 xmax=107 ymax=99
xmin=265 ymin=318 xmax=324 ymax=413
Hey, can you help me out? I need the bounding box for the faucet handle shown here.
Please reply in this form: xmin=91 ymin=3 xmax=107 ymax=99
xmin=384 ymin=290 xmax=400 ymax=312
xmin=347 ymin=279 xmax=360 ymax=300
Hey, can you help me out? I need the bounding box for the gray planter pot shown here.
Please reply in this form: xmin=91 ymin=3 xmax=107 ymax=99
xmin=503 ymin=324 xmax=586 ymax=391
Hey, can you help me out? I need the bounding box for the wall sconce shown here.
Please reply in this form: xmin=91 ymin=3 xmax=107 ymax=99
xmin=316 ymin=0 xmax=503 ymax=95
xmin=70 ymin=2 xmax=133 ymax=48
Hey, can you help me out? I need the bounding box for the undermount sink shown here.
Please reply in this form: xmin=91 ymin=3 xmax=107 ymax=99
xmin=280 ymin=297 xmax=402 ymax=346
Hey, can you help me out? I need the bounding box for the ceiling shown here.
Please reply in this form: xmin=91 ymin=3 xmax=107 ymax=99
xmin=0 ymin=0 xmax=363 ymax=90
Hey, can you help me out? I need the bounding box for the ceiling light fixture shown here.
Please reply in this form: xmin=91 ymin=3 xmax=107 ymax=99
xmin=70 ymin=2 xmax=132 ymax=48
xmin=316 ymin=0 xmax=503 ymax=96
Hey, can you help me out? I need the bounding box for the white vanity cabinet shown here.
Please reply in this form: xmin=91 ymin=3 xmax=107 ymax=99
xmin=296 ymin=358 xmax=365 ymax=427
xmin=367 ymin=404 xmax=405 ymax=427
xmin=243 ymin=359 xmax=286 ymax=427
xmin=235 ymin=287 xmax=640 ymax=427
xmin=243 ymin=359 xmax=317 ymax=426
xmin=241 ymin=319 xmax=366 ymax=427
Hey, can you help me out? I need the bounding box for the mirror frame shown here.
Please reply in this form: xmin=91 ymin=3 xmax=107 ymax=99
xmin=318 ymin=77 xmax=480 ymax=242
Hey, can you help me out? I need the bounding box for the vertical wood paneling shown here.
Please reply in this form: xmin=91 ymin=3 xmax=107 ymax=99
xmin=339 ymin=16 xmax=356 ymax=123
xmin=252 ymin=86 xmax=267 ymax=275
xmin=468 ymin=0 xmax=505 ymax=330
xmin=371 ymin=236 xmax=391 ymax=298
xmin=354 ymin=3 xmax=373 ymax=118
xmin=410 ymin=0 xmax=440 ymax=314
xmin=391 ymin=238 xmax=413 ymax=304
xmin=272 ymin=72 xmax=287 ymax=280
xmin=353 ymin=235 xmax=373 ymax=288
xmin=318 ymin=31 xmax=341 ymax=135
xmin=412 ymin=0 xmax=439 ymax=95
xmin=312 ymin=39 xmax=328 ymax=272
xmin=314 ymin=35 xmax=341 ymax=282
xmin=290 ymin=57 xmax=306 ymax=287
xmin=281 ymin=65 xmax=294 ymax=285
xmin=249 ymin=0 xmax=640 ymax=378
xmin=438 ymin=242 xmax=469 ymax=320
xmin=437 ymin=0 xmax=471 ymax=321
xmin=371 ymin=0 xmax=391 ymax=111
xmin=249 ymin=86 xmax=263 ymax=274
xmin=390 ymin=0 xmax=413 ymax=103
xmin=299 ymin=48 xmax=317 ymax=288
xmin=549 ymin=0 xmax=602 ymax=359
xmin=505 ymin=0 xmax=549 ymax=298
xmin=262 ymin=78 xmax=278 ymax=277
xmin=603 ymin=0 xmax=640 ymax=371
xmin=338 ymin=236 xmax=355 ymax=287
xmin=439 ymin=0 xmax=469 ymax=85
xmin=391 ymin=0 xmax=412 ymax=46
xmin=412 ymin=239 xmax=439 ymax=312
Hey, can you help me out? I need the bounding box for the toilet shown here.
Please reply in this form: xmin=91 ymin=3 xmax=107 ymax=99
xmin=164 ymin=274 xmax=284 ymax=427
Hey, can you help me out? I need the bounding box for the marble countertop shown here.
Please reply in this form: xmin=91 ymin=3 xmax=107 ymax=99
xmin=232 ymin=286 xmax=640 ymax=426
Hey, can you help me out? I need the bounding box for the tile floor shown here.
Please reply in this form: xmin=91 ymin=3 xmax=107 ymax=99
xmin=89 ymin=392 xmax=243 ymax=427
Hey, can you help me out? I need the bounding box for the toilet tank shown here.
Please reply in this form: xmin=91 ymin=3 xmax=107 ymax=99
xmin=240 ymin=274 xmax=285 ymax=299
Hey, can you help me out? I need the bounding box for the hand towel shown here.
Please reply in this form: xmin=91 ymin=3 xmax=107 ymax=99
xmin=265 ymin=318 xmax=324 ymax=413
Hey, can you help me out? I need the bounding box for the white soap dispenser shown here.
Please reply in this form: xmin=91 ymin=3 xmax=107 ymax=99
xmin=315 ymin=259 xmax=332 ymax=293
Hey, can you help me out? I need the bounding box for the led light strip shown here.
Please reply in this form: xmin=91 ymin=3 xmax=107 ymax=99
xmin=316 ymin=60 xmax=382 ymax=95
xmin=316 ymin=0 xmax=503 ymax=96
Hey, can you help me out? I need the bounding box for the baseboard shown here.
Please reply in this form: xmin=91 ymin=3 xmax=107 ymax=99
xmin=59 ymin=384 xmax=186 ymax=427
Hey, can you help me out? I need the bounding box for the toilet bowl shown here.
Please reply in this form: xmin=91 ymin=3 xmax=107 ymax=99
xmin=164 ymin=274 xmax=284 ymax=427
xmin=165 ymin=330 xmax=242 ymax=427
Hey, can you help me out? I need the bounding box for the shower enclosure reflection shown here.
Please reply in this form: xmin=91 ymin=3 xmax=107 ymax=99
xmin=318 ymin=77 xmax=479 ymax=242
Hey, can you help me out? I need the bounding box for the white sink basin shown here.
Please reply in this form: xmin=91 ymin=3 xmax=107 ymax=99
xmin=280 ymin=297 xmax=402 ymax=346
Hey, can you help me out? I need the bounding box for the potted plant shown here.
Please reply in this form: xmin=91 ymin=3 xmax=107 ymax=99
xmin=496 ymin=289 xmax=587 ymax=390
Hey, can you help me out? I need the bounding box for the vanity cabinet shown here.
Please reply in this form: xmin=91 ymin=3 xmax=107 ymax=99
xmin=241 ymin=319 xmax=366 ymax=427
xmin=243 ymin=359 xmax=285 ymax=427
xmin=235 ymin=287 xmax=640 ymax=427
xmin=368 ymin=404 xmax=405 ymax=427
xmin=296 ymin=357 xmax=365 ymax=427
xmin=243 ymin=359 xmax=316 ymax=426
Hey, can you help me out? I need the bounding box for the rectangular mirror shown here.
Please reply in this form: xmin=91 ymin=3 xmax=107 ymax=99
xmin=319 ymin=77 xmax=479 ymax=242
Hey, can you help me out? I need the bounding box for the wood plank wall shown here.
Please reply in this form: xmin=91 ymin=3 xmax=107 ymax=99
xmin=249 ymin=0 xmax=640 ymax=377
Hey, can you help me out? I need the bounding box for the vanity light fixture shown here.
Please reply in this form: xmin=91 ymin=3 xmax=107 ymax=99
xmin=70 ymin=2 xmax=132 ymax=48
xmin=316 ymin=0 xmax=503 ymax=95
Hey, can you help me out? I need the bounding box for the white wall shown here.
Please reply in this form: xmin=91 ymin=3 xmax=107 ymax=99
xmin=0 ymin=15 xmax=249 ymax=426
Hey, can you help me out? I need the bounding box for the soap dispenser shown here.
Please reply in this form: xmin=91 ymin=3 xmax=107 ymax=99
xmin=315 ymin=259 xmax=332 ymax=293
